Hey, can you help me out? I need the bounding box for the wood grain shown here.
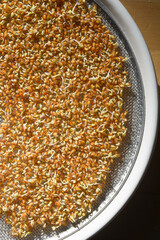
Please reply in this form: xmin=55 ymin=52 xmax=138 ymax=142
xmin=120 ymin=0 xmax=160 ymax=85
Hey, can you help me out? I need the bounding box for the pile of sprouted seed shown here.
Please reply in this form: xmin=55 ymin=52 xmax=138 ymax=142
xmin=0 ymin=0 xmax=129 ymax=238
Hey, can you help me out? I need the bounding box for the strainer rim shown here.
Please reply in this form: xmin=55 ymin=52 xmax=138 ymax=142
xmin=59 ymin=0 xmax=158 ymax=239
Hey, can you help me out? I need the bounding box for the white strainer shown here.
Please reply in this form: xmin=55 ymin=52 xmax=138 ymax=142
xmin=0 ymin=0 xmax=158 ymax=240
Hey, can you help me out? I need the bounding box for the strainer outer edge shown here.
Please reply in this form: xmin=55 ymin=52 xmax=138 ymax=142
xmin=55 ymin=1 xmax=158 ymax=240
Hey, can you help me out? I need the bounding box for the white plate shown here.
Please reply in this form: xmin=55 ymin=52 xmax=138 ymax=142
xmin=62 ymin=1 xmax=158 ymax=239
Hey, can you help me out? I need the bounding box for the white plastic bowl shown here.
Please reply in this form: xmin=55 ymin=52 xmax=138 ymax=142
xmin=0 ymin=1 xmax=158 ymax=240
xmin=61 ymin=1 xmax=158 ymax=239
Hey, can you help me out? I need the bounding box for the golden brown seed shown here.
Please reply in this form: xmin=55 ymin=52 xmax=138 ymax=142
xmin=0 ymin=0 xmax=129 ymax=238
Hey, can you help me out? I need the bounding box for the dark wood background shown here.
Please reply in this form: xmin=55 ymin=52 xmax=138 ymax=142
xmin=90 ymin=89 xmax=160 ymax=239
xmin=90 ymin=1 xmax=160 ymax=239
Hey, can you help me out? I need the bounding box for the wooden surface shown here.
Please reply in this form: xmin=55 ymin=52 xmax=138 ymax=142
xmin=91 ymin=1 xmax=160 ymax=239
xmin=120 ymin=0 xmax=160 ymax=86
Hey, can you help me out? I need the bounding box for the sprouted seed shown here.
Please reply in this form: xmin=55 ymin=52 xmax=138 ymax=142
xmin=0 ymin=0 xmax=129 ymax=238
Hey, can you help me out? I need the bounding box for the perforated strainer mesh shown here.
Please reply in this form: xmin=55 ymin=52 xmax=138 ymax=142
xmin=0 ymin=1 xmax=145 ymax=239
